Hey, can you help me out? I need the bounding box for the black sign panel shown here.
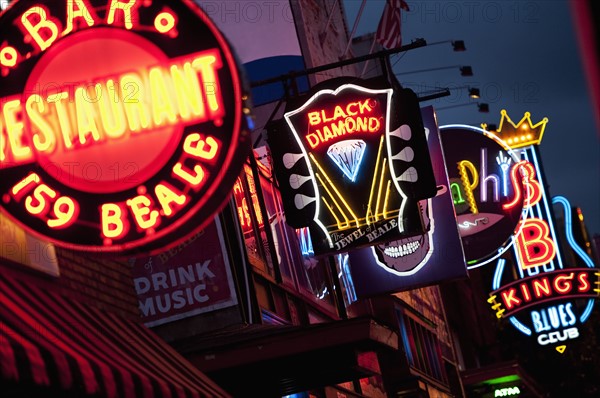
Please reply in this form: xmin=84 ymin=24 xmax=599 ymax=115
xmin=268 ymin=77 xmax=436 ymax=255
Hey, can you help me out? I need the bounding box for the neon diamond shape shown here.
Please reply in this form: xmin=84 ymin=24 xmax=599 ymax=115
xmin=326 ymin=139 xmax=367 ymax=182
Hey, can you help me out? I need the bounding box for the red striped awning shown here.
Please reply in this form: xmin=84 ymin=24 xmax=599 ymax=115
xmin=0 ymin=273 xmax=230 ymax=398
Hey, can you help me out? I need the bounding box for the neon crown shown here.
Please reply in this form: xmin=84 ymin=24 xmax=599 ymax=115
xmin=482 ymin=110 xmax=549 ymax=149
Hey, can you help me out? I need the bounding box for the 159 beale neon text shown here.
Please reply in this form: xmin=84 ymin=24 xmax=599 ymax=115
xmin=0 ymin=0 xmax=250 ymax=255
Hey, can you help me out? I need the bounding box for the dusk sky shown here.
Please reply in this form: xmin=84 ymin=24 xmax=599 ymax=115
xmin=344 ymin=0 xmax=600 ymax=236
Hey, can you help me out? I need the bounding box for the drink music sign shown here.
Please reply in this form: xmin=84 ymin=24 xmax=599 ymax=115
xmin=0 ymin=0 xmax=251 ymax=255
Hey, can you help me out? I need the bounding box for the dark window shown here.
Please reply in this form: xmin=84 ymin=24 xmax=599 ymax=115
xmin=232 ymin=164 xmax=276 ymax=278
xmin=295 ymin=228 xmax=337 ymax=310
xmin=232 ymin=157 xmax=339 ymax=318
xmin=398 ymin=310 xmax=449 ymax=384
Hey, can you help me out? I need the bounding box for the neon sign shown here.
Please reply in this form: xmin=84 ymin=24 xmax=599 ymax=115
xmin=503 ymin=161 xmax=542 ymax=210
xmin=440 ymin=125 xmax=529 ymax=266
xmin=494 ymin=387 xmax=520 ymax=397
xmin=514 ymin=218 xmax=556 ymax=269
xmin=268 ymin=78 xmax=437 ymax=255
xmin=346 ymin=107 xmax=466 ymax=298
xmin=0 ymin=0 xmax=251 ymax=255
xmin=490 ymin=195 xmax=599 ymax=348
xmin=482 ymin=109 xmax=548 ymax=149
xmin=486 ymin=111 xmax=598 ymax=350
xmin=305 ymin=99 xmax=381 ymax=149
xmin=233 ymin=166 xmax=264 ymax=234
xmin=489 ymin=268 xmax=596 ymax=318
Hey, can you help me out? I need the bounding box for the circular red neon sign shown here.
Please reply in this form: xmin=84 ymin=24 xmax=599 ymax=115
xmin=0 ymin=0 xmax=251 ymax=255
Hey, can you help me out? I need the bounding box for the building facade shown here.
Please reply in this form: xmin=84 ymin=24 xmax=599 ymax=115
xmin=5 ymin=1 xmax=596 ymax=397
xmin=130 ymin=1 xmax=466 ymax=396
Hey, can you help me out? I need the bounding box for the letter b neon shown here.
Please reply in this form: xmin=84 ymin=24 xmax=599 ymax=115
xmin=516 ymin=218 xmax=556 ymax=269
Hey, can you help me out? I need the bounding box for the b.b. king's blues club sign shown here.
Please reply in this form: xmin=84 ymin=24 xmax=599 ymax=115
xmin=482 ymin=111 xmax=599 ymax=351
